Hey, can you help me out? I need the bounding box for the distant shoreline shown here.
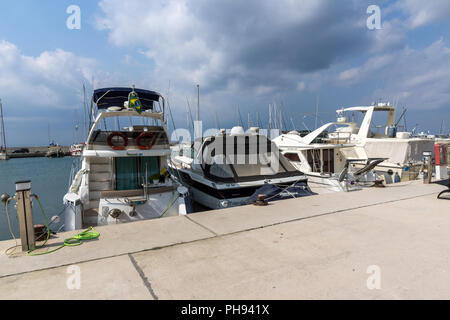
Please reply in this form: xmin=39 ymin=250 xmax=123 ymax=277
xmin=3 ymin=146 xmax=70 ymax=158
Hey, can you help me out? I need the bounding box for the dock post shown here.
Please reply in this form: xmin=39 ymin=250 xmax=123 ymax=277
xmin=422 ymin=152 xmax=433 ymax=184
xmin=15 ymin=180 xmax=35 ymax=251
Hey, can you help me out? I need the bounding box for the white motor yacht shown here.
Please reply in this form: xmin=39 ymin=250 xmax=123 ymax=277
xmin=273 ymin=123 xmax=383 ymax=193
xmin=168 ymin=126 xmax=313 ymax=210
xmin=326 ymin=102 xmax=435 ymax=183
xmin=63 ymin=87 xmax=190 ymax=231
xmin=0 ymin=98 xmax=8 ymax=161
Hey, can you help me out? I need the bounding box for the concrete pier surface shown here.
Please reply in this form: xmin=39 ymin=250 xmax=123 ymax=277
xmin=0 ymin=180 xmax=449 ymax=299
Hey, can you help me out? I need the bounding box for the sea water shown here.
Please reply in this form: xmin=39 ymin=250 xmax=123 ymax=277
xmin=0 ymin=157 xmax=74 ymax=241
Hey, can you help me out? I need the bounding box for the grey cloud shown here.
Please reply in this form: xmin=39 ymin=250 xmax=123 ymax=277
xmin=97 ymin=0 xmax=379 ymax=95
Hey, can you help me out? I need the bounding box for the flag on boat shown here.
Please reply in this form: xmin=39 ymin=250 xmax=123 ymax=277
xmin=128 ymin=91 xmax=143 ymax=114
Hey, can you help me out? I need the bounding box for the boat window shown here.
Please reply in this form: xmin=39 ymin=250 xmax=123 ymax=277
xmin=89 ymin=128 xmax=169 ymax=147
xmin=284 ymin=153 xmax=300 ymax=162
xmin=115 ymin=156 xmax=160 ymax=190
xmin=97 ymin=115 xmax=164 ymax=132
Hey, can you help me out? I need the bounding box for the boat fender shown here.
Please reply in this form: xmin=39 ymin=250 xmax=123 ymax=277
xmin=107 ymin=132 xmax=128 ymax=150
xmin=136 ymin=132 xmax=156 ymax=150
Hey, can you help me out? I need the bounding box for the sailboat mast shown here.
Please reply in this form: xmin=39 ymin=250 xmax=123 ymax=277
xmin=236 ymin=105 xmax=243 ymax=127
xmin=83 ymin=83 xmax=87 ymax=141
xmin=268 ymin=104 xmax=272 ymax=130
xmin=186 ymin=97 xmax=195 ymax=134
xmin=279 ymin=101 xmax=283 ymax=132
xmin=290 ymin=117 xmax=296 ymax=131
xmin=196 ymin=84 xmax=200 ymax=122
xmin=273 ymin=102 xmax=278 ymax=130
xmin=315 ymin=94 xmax=319 ymax=129
xmin=0 ymin=99 xmax=7 ymax=154
xmin=214 ymin=110 xmax=220 ymax=129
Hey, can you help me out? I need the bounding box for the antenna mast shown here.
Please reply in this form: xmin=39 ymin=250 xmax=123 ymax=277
xmin=196 ymin=84 xmax=200 ymax=122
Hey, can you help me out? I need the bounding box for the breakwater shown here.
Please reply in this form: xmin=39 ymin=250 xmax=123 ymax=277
xmin=4 ymin=146 xmax=70 ymax=158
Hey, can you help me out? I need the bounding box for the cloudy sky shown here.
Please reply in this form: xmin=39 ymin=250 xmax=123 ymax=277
xmin=0 ymin=0 xmax=449 ymax=146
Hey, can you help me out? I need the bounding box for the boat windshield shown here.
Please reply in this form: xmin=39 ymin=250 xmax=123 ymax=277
xmin=97 ymin=115 xmax=164 ymax=131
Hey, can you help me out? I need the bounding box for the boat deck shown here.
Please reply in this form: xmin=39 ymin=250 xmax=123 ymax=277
xmin=0 ymin=179 xmax=449 ymax=299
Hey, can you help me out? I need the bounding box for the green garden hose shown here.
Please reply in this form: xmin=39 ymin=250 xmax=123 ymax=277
xmin=26 ymin=195 xmax=100 ymax=256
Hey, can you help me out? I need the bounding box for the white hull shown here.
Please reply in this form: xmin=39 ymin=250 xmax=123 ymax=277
xmin=306 ymin=174 xmax=352 ymax=193
xmin=170 ymin=164 xmax=310 ymax=210
xmin=188 ymin=185 xmax=249 ymax=210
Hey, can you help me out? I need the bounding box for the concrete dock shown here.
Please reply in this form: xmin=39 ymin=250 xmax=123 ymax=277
xmin=0 ymin=180 xmax=449 ymax=299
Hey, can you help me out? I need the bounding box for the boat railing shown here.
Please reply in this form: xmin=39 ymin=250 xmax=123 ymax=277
xmin=67 ymin=157 xmax=82 ymax=192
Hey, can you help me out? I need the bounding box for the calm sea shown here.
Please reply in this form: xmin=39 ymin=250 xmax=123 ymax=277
xmin=0 ymin=157 xmax=74 ymax=241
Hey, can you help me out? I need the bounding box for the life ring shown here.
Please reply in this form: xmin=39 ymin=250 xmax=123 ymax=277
xmin=107 ymin=132 xmax=128 ymax=150
xmin=136 ymin=132 xmax=156 ymax=150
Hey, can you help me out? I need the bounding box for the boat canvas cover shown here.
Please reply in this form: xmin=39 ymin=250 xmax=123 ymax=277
xmin=199 ymin=134 xmax=302 ymax=183
xmin=93 ymin=87 xmax=162 ymax=110
xmin=363 ymin=139 xmax=435 ymax=164
xmin=245 ymin=182 xmax=315 ymax=204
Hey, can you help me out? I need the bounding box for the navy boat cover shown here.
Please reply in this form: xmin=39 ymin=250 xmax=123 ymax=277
xmin=93 ymin=87 xmax=162 ymax=110
xmin=245 ymin=182 xmax=316 ymax=204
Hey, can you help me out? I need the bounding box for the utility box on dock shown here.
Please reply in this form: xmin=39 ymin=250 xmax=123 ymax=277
xmin=422 ymin=152 xmax=433 ymax=184
xmin=435 ymin=144 xmax=449 ymax=180
xmin=63 ymin=193 xmax=83 ymax=231
xmin=15 ymin=180 xmax=35 ymax=251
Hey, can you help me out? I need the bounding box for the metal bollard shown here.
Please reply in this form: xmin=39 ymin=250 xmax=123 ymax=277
xmin=422 ymin=152 xmax=433 ymax=184
xmin=15 ymin=180 xmax=35 ymax=251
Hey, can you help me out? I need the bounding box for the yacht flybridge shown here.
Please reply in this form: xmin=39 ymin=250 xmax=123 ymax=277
xmin=273 ymin=123 xmax=384 ymax=193
xmin=63 ymin=87 xmax=190 ymax=231
xmin=168 ymin=126 xmax=314 ymax=210
xmin=323 ymin=102 xmax=435 ymax=183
